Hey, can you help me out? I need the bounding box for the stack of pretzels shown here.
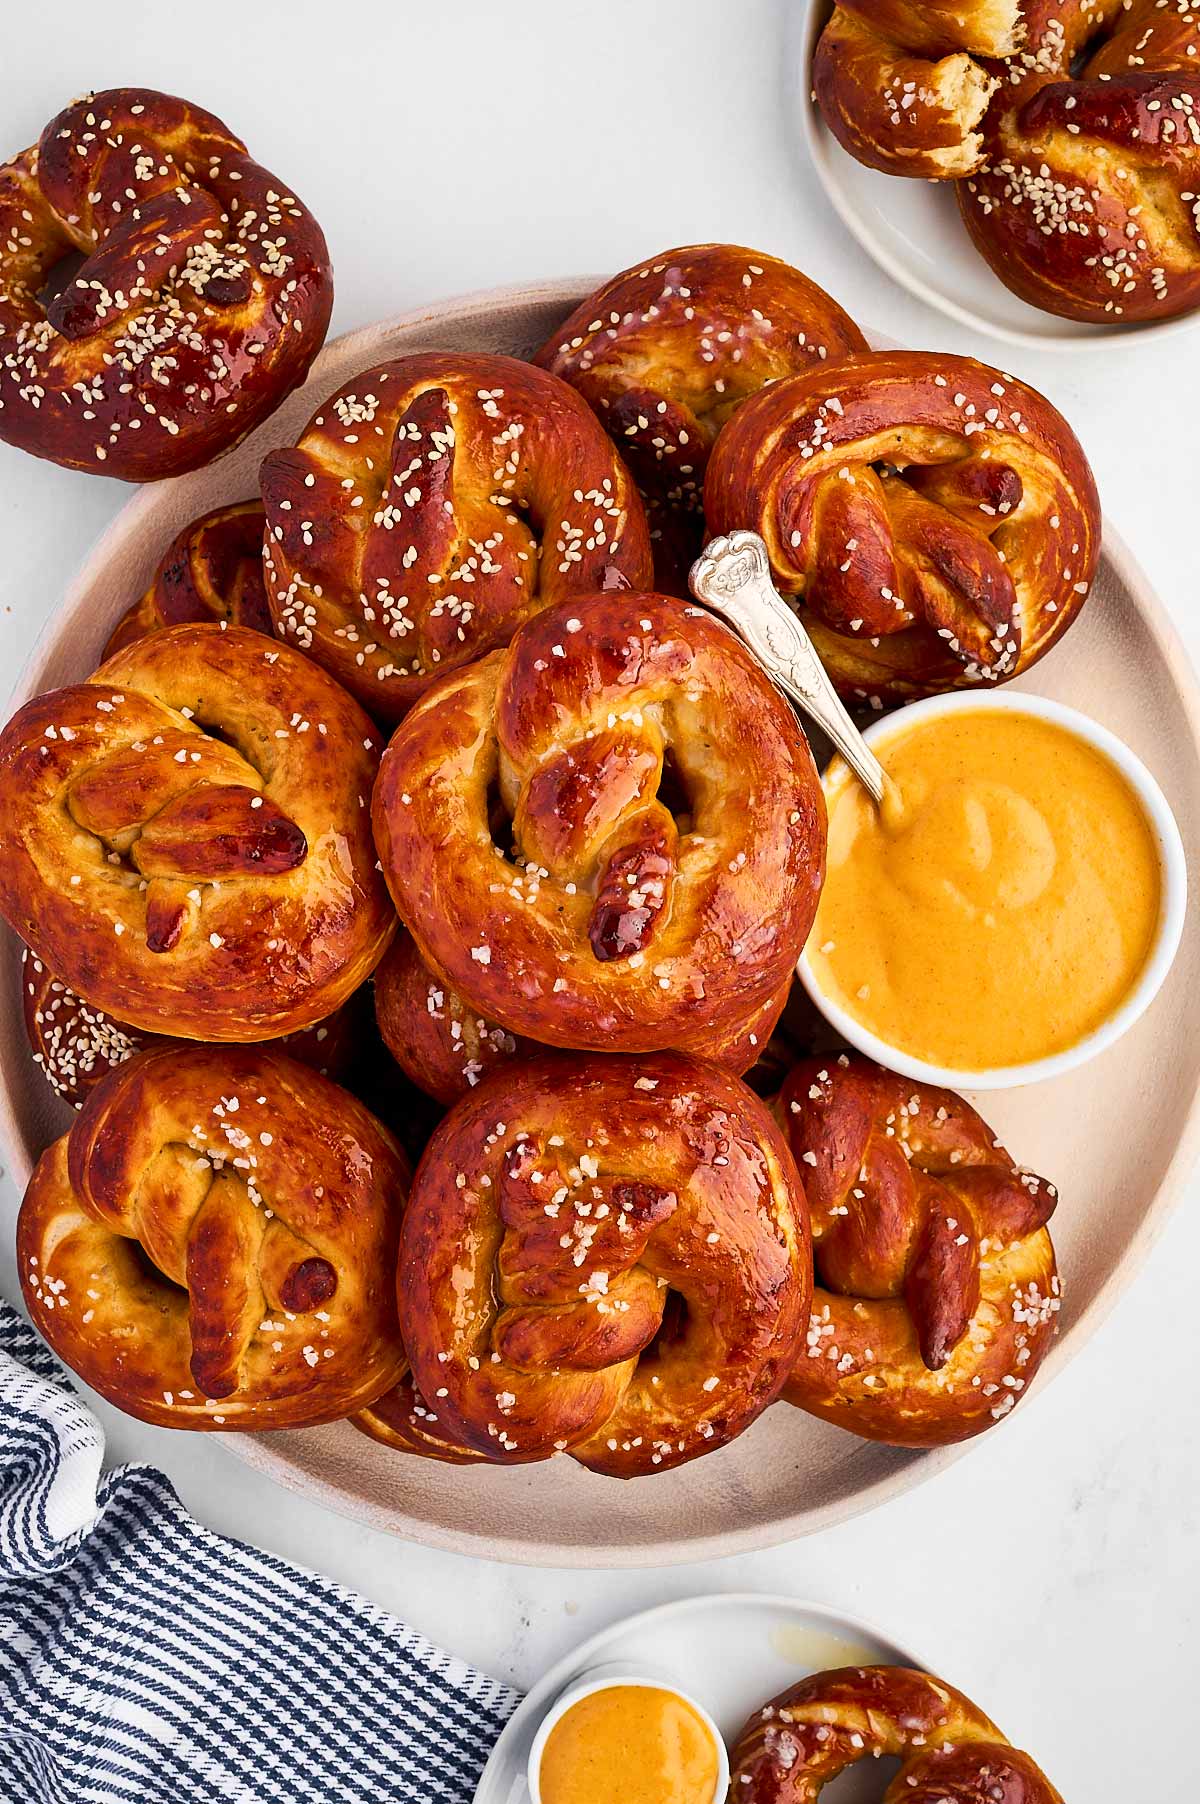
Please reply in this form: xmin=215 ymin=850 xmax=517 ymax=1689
xmin=1 ymin=221 xmax=1088 ymax=1481
xmin=813 ymin=0 xmax=1200 ymax=323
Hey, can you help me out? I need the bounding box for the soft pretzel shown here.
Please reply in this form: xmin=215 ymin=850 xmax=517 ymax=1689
xmin=373 ymin=589 xmax=824 ymax=1058
xmin=960 ymin=0 xmax=1200 ymax=322
xmin=704 ymin=349 xmax=1100 ymax=703
xmin=374 ymin=929 xmax=535 ymax=1105
xmin=259 ymin=351 xmax=652 ymax=721
xmin=534 ymin=245 xmax=866 ymax=590
xmin=0 ymin=90 xmax=331 ymax=479
xmin=18 ymin=1044 xmax=407 ymax=1429
xmin=395 ymin=1051 xmax=811 ymax=1478
xmin=103 ymin=501 xmax=270 ymax=658
xmin=353 ymin=1368 xmax=485 ymax=1464
xmin=727 ymin=1665 xmax=1063 ymax=1801
xmin=0 ymin=622 xmax=394 ymax=1041
xmin=21 ymin=945 xmax=361 ymax=1108
xmin=778 ymin=1055 xmax=1060 ymax=1446
xmin=814 ymin=7 xmax=1002 ymax=179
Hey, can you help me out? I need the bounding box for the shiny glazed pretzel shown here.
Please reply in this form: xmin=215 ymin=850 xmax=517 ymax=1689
xmin=0 ymin=623 xmax=394 ymax=1041
xmin=394 ymin=1051 xmax=811 ymax=1478
xmin=18 ymin=1044 xmax=408 ymax=1429
xmin=779 ymin=1056 xmax=1060 ymax=1446
xmin=259 ymin=351 xmax=653 ymax=721
xmin=534 ymin=245 xmax=866 ymax=589
xmin=727 ymin=1665 xmax=1063 ymax=1801
xmin=373 ymin=590 xmax=824 ymax=1059
xmin=960 ymin=0 xmax=1200 ymax=322
xmin=0 ymin=89 xmax=332 ymax=479
xmin=373 ymin=928 xmax=535 ymax=1105
xmin=22 ymin=946 xmax=361 ymax=1108
xmin=103 ymin=500 xmax=270 ymax=658
xmin=813 ymin=1 xmax=1017 ymax=179
xmin=704 ymin=349 xmax=1100 ymax=703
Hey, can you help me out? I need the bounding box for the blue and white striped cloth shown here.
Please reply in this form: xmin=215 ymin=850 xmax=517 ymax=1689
xmin=0 ymin=1298 xmax=519 ymax=1803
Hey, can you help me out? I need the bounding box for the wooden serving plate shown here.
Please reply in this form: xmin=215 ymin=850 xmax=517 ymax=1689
xmin=3 ymin=281 xmax=1199 ymax=1566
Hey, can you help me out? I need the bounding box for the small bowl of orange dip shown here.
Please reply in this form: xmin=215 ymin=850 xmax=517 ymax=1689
xmin=798 ymin=691 xmax=1187 ymax=1089
xmin=528 ymin=1662 xmax=728 ymax=1804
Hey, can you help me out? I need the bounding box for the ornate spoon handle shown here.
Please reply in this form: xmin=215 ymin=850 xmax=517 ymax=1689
xmin=689 ymin=529 xmax=886 ymax=805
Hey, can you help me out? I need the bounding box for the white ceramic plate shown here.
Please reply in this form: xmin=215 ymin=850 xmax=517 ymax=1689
xmin=3 ymin=282 xmax=1200 ymax=1566
xmin=474 ymin=1593 xmax=928 ymax=1804
xmin=792 ymin=0 xmax=1200 ymax=352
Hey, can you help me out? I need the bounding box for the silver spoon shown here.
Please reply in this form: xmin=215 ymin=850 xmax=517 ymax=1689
xmin=689 ymin=529 xmax=887 ymax=805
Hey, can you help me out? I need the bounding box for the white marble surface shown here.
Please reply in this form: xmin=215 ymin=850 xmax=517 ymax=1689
xmin=1 ymin=4 xmax=1197 ymax=1797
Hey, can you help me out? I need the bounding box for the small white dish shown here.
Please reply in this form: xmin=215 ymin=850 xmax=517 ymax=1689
xmin=798 ymin=691 xmax=1188 ymax=1091
xmin=526 ymin=1661 xmax=728 ymax=1804
xmin=790 ymin=0 xmax=1200 ymax=353
xmin=476 ymin=1592 xmax=927 ymax=1803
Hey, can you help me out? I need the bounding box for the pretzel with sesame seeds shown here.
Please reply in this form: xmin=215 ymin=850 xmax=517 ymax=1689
xmin=392 ymin=1050 xmax=810 ymax=1479
xmin=813 ymin=1 xmax=1019 ymax=180
xmin=0 ymin=89 xmax=332 ymax=479
xmin=533 ymin=244 xmax=866 ymax=592
xmin=103 ymin=500 xmax=270 ymax=658
xmin=259 ymin=351 xmax=653 ymax=722
xmin=959 ymin=0 xmax=1200 ymax=323
xmin=777 ymin=1055 xmax=1060 ymax=1447
xmin=18 ymin=1044 xmax=408 ymax=1429
xmin=21 ymin=945 xmax=363 ymax=1110
xmin=704 ymin=349 xmax=1100 ymax=704
xmin=373 ymin=589 xmax=824 ymax=1060
xmin=726 ymin=1664 xmax=1063 ymax=1802
xmin=0 ymin=622 xmax=394 ymax=1041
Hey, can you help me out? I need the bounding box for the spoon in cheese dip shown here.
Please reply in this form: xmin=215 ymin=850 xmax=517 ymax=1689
xmin=799 ymin=691 xmax=1186 ymax=1088
xmin=528 ymin=1664 xmax=728 ymax=1804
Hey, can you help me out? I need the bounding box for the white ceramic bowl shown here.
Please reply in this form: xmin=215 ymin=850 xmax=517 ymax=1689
xmin=526 ymin=1661 xmax=729 ymax=1804
xmin=791 ymin=0 xmax=1200 ymax=353
xmin=798 ymin=692 xmax=1188 ymax=1090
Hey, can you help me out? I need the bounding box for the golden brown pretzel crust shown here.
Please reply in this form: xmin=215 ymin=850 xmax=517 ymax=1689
xmin=534 ymin=245 xmax=866 ymax=590
xmin=353 ymin=1368 xmax=486 ymax=1464
xmin=726 ymin=1665 xmax=1063 ymax=1801
xmin=960 ymin=0 xmax=1200 ymax=323
xmin=814 ymin=8 xmax=1001 ymax=180
xmin=103 ymin=501 xmax=270 ymax=658
xmin=259 ymin=352 xmax=652 ymax=720
xmin=373 ymin=929 xmax=534 ymax=1105
xmin=705 ymin=349 xmax=1100 ymax=703
xmin=373 ymin=590 xmax=825 ymax=1057
xmin=779 ymin=1056 xmax=1060 ymax=1446
xmin=396 ymin=1051 xmax=811 ymax=1478
xmin=18 ymin=1045 xmax=407 ymax=1429
xmin=0 ymin=89 xmax=331 ymax=479
xmin=21 ymin=946 xmax=362 ymax=1108
xmin=0 ymin=623 xmax=394 ymax=1041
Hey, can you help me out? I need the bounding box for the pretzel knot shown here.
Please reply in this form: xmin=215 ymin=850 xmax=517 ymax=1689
xmin=727 ymin=1665 xmax=1063 ymax=1802
xmin=959 ymin=0 xmax=1200 ymax=322
xmin=17 ymin=1045 xmax=408 ymax=1429
xmin=534 ymin=244 xmax=866 ymax=588
xmin=259 ymin=351 xmax=653 ymax=722
xmin=0 ymin=622 xmax=394 ymax=1041
xmin=387 ymin=1052 xmax=811 ymax=1478
xmin=778 ymin=1056 xmax=1060 ymax=1446
xmin=704 ymin=349 xmax=1100 ymax=703
xmin=0 ymin=89 xmax=331 ymax=479
xmin=373 ymin=590 xmax=823 ymax=1059
xmin=103 ymin=500 xmax=270 ymax=658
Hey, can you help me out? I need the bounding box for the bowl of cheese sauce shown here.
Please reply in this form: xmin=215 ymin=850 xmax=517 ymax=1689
xmin=799 ymin=692 xmax=1186 ymax=1088
xmin=528 ymin=1664 xmax=727 ymax=1804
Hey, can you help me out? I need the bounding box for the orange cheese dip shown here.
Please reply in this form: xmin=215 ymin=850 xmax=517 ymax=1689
xmin=808 ymin=710 xmax=1162 ymax=1070
xmin=539 ymin=1685 xmax=720 ymax=1804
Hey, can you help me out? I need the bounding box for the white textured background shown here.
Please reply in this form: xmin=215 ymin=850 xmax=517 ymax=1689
xmin=1 ymin=4 xmax=1196 ymax=1797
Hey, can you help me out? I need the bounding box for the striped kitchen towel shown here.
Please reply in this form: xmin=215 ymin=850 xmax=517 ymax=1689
xmin=0 ymin=1298 xmax=519 ymax=1803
